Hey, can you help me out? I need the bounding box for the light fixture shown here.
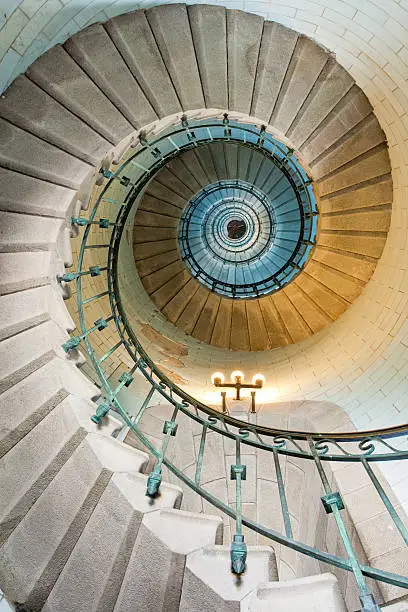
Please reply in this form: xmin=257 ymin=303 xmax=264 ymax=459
xmin=212 ymin=370 xmax=266 ymax=412
xmin=252 ymin=373 xmax=265 ymax=387
xmin=211 ymin=372 xmax=225 ymax=385
xmin=231 ymin=370 xmax=244 ymax=383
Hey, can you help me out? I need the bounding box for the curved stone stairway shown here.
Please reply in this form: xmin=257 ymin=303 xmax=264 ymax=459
xmin=134 ymin=136 xmax=391 ymax=351
xmin=0 ymin=3 xmax=400 ymax=610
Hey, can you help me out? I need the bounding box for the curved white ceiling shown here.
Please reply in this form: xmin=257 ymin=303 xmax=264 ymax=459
xmin=2 ymin=0 xmax=408 ymax=437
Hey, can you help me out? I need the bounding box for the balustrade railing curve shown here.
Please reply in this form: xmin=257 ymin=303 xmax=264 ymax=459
xmin=61 ymin=116 xmax=408 ymax=611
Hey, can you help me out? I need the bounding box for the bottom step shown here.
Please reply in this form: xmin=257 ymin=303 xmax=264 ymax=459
xmin=243 ymin=573 xmax=347 ymax=611
xmin=180 ymin=545 xmax=277 ymax=611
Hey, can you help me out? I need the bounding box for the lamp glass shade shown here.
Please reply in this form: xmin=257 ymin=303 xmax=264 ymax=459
xmin=252 ymin=374 xmax=265 ymax=387
xmin=231 ymin=370 xmax=244 ymax=383
xmin=211 ymin=372 xmax=225 ymax=385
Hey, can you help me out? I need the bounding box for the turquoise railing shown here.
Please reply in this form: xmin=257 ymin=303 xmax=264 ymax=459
xmin=60 ymin=116 xmax=408 ymax=612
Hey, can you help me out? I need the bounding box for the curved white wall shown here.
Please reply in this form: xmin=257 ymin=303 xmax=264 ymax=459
xmin=2 ymin=1 xmax=408 ymax=446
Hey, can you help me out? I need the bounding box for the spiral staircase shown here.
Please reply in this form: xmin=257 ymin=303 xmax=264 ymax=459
xmin=0 ymin=4 xmax=407 ymax=612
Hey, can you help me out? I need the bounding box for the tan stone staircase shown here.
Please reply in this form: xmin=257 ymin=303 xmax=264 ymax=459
xmin=0 ymin=4 xmax=403 ymax=610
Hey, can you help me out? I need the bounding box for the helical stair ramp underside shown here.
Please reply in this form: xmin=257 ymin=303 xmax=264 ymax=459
xmin=0 ymin=4 xmax=407 ymax=612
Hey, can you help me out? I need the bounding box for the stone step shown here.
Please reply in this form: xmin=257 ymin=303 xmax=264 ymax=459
xmin=165 ymin=156 xmax=203 ymax=194
xmin=300 ymin=86 xmax=373 ymax=163
xmin=105 ymin=10 xmax=181 ymax=118
xmin=145 ymin=181 xmax=186 ymax=210
xmin=0 ymin=211 xmax=71 ymax=266
xmin=318 ymin=146 xmax=390 ymax=197
xmin=188 ymin=4 xmax=228 ymax=110
xmin=179 ymin=545 xmax=277 ymax=611
xmin=155 ymin=166 xmax=195 ymax=200
xmin=141 ymin=260 xmax=186 ymax=295
xmin=0 ymin=359 xmax=100 ymax=458
xmin=287 ymin=59 xmax=354 ymax=147
xmin=283 ymin=283 xmax=331 ymax=334
xmin=0 ymin=75 xmax=110 ymax=165
xmin=27 ymin=45 xmax=133 ymax=146
xmin=311 ymin=114 xmax=386 ymax=180
xmin=150 ymin=269 xmax=192 ymax=311
xmin=135 ymin=210 xmax=179 ymax=230
xmin=162 ymin=278 xmax=201 ymax=324
xmin=0 ymin=320 xmax=73 ymax=395
xmin=0 ymin=117 xmax=91 ymax=190
xmin=227 ymin=10 xmax=263 ymax=115
xmin=271 ymin=291 xmax=313 ymax=344
xmin=194 ymin=145 xmax=219 ymax=184
xmin=0 ymin=285 xmax=73 ymax=342
xmin=115 ymin=508 xmax=223 ymax=612
xmin=176 ymin=149 xmax=211 ymax=188
xmin=251 ymin=21 xmax=298 ymax=124
xmin=0 ymin=167 xmax=76 ymax=219
xmin=271 ymin=36 xmax=328 ymax=137
xmin=0 ymin=434 xmax=152 ymax=610
xmin=64 ymin=24 xmax=156 ymax=130
xmin=42 ymin=475 xmax=181 ymax=612
xmin=136 ymin=249 xmax=180 ymax=278
xmin=242 ymin=573 xmax=347 ymax=611
xmin=146 ymin=5 xmax=205 ymax=112
xmin=138 ymin=193 xmax=183 ymax=219
xmin=0 ymin=397 xmax=88 ymax=546
xmin=210 ymin=142 xmax=229 ymax=180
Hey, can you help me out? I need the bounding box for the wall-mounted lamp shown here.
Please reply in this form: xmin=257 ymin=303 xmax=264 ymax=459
xmin=212 ymin=371 xmax=265 ymax=413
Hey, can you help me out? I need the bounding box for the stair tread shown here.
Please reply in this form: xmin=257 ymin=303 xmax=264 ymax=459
xmin=146 ymin=4 xmax=205 ymax=111
xmin=64 ymin=24 xmax=156 ymax=129
xmin=0 ymin=76 xmax=110 ymax=165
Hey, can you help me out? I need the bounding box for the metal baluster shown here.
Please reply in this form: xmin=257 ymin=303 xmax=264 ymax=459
xmin=223 ymin=113 xmax=231 ymax=140
xmin=138 ymin=130 xmax=162 ymax=159
xmin=146 ymin=404 xmax=179 ymax=497
xmin=99 ymin=167 xmax=132 ymax=186
xmin=361 ymin=457 xmax=408 ymax=545
xmin=230 ymin=436 xmax=247 ymax=575
xmin=84 ymin=244 xmax=111 ymax=249
xmin=71 ymin=217 xmax=119 ymax=228
xmin=195 ymin=423 xmax=208 ymax=485
xmin=82 ymin=291 xmax=111 ymax=305
xmin=90 ymin=368 xmax=135 ymax=424
xmin=272 ymin=446 xmax=293 ymax=538
xmin=102 ymin=197 xmax=126 ymax=206
xmin=115 ymin=384 xmax=156 ymax=442
xmin=97 ymin=341 xmax=122 ymax=365
xmin=308 ymin=438 xmax=381 ymax=612
xmin=181 ymin=115 xmax=196 ymax=143
xmin=62 ymin=315 xmax=114 ymax=352
xmin=57 ymin=265 xmax=107 ymax=283
xmin=132 ymin=385 xmax=156 ymax=428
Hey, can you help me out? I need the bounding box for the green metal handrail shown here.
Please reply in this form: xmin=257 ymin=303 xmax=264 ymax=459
xmin=61 ymin=116 xmax=408 ymax=612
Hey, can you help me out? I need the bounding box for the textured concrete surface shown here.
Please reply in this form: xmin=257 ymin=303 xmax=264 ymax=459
xmin=180 ymin=545 xmax=277 ymax=611
xmin=243 ymin=573 xmax=347 ymax=611
xmin=115 ymin=509 xmax=223 ymax=611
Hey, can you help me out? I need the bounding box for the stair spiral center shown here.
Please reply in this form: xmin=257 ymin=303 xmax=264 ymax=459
xmin=227 ymin=219 xmax=247 ymax=240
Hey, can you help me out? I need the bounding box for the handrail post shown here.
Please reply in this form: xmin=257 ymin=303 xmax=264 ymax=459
xmin=230 ymin=437 xmax=247 ymax=575
xmin=308 ymin=438 xmax=381 ymax=612
xmin=146 ymin=404 xmax=180 ymax=497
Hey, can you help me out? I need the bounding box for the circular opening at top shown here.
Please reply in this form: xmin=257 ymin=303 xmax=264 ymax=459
xmin=227 ymin=219 xmax=247 ymax=240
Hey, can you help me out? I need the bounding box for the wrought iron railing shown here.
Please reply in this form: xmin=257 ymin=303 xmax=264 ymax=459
xmin=60 ymin=115 xmax=408 ymax=612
